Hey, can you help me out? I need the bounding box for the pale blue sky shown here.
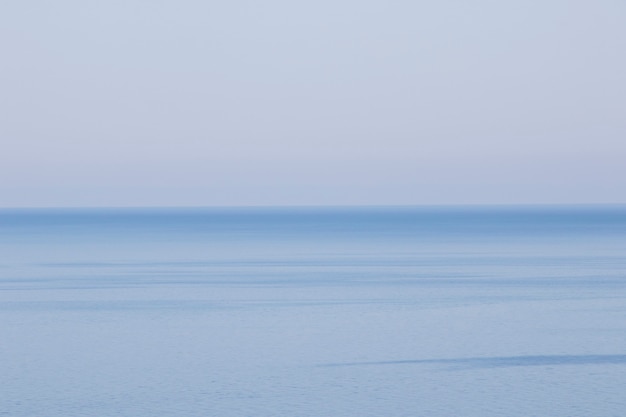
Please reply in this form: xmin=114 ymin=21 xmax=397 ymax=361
xmin=1 ymin=0 xmax=625 ymax=207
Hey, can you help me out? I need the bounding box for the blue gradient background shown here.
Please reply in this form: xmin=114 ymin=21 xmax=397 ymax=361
xmin=1 ymin=1 xmax=625 ymax=207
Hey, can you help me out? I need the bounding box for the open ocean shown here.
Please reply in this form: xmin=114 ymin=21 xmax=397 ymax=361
xmin=1 ymin=205 xmax=626 ymax=417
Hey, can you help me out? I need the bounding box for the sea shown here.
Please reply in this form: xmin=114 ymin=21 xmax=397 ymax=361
xmin=1 ymin=205 xmax=626 ymax=417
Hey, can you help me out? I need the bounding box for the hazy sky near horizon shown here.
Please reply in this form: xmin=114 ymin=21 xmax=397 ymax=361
xmin=1 ymin=0 xmax=625 ymax=207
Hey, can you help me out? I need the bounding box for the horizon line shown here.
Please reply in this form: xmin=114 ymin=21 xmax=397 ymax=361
xmin=2 ymin=202 xmax=626 ymax=211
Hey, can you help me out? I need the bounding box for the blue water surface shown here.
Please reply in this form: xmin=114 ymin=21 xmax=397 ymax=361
xmin=1 ymin=206 xmax=626 ymax=416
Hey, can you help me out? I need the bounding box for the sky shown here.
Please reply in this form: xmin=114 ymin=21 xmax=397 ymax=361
xmin=1 ymin=0 xmax=625 ymax=207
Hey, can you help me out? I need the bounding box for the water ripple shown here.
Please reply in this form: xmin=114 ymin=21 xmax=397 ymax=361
xmin=322 ymin=354 xmax=626 ymax=369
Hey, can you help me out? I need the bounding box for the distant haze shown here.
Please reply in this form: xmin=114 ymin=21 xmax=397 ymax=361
xmin=1 ymin=0 xmax=625 ymax=207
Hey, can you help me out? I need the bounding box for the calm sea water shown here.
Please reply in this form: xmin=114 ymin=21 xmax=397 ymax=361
xmin=1 ymin=206 xmax=626 ymax=416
